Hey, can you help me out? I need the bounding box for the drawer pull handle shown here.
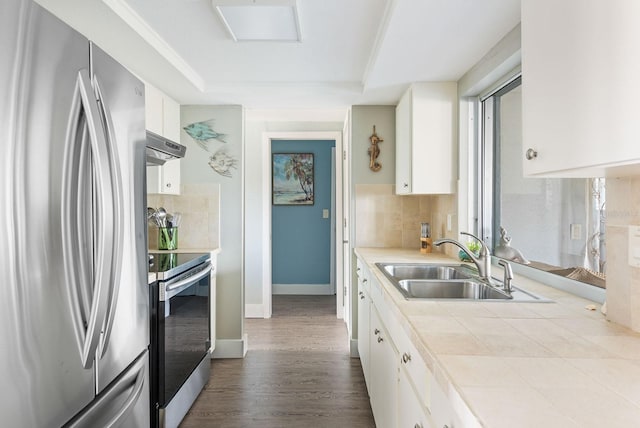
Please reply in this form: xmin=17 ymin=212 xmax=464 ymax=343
xmin=363 ymin=278 xmax=368 ymax=283
xmin=414 ymin=424 xmax=423 ymax=428
xmin=360 ymin=294 xmax=365 ymax=300
xmin=374 ymin=328 xmax=380 ymax=335
xmin=402 ymin=352 xmax=412 ymax=363
xmin=377 ymin=337 xmax=383 ymax=343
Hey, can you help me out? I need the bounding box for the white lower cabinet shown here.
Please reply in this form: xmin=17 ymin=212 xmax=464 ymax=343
xmin=370 ymin=307 xmax=398 ymax=428
xmin=398 ymin=366 xmax=433 ymax=428
xmin=429 ymin=380 xmax=459 ymax=428
xmin=357 ymin=255 xmax=461 ymax=428
xmin=357 ymin=262 xmax=371 ymax=386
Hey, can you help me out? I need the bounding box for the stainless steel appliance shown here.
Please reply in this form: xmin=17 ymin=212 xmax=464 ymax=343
xmin=146 ymin=130 xmax=187 ymax=166
xmin=1 ymin=1 xmax=149 ymax=426
xmin=149 ymin=252 xmax=213 ymax=428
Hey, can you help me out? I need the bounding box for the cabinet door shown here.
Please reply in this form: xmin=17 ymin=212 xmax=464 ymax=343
xmin=430 ymin=378 xmax=461 ymax=428
xmin=395 ymin=83 xmax=456 ymax=194
xmin=370 ymin=308 xmax=398 ymax=428
xmin=398 ymin=366 xmax=434 ymax=428
xmin=357 ymin=280 xmax=370 ymax=386
xmin=160 ymin=159 xmax=180 ymax=195
xmin=144 ymin=84 xmax=163 ymax=135
xmin=410 ymin=83 xmax=456 ymax=194
xmin=522 ymin=0 xmax=640 ymax=176
xmin=162 ymin=95 xmax=181 ymax=142
xmin=144 ymin=85 xmax=181 ymax=195
xmin=396 ymin=89 xmax=412 ymax=194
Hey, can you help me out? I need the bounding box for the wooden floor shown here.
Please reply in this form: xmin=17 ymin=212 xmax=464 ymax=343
xmin=180 ymin=295 xmax=375 ymax=428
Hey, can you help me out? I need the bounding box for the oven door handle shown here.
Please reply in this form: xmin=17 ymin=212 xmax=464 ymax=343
xmin=164 ymin=262 xmax=212 ymax=300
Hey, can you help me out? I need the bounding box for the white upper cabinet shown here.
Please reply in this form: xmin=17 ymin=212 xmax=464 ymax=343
xmin=522 ymin=0 xmax=640 ymax=177
xmin=145 ymin=83 xmax=181 ymax=195
xmin=395 ymin=82 xmax=457 ymax=194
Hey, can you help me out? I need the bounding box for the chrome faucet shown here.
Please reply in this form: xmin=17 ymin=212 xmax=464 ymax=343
xmin=434 ymin=232 xmax=491 ymax=281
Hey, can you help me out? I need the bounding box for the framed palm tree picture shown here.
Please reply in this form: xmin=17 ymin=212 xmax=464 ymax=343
xmin=272 ymin=153 xmax=314 ymax=205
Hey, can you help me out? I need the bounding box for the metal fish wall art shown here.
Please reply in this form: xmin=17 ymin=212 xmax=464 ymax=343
xmin=208 ymin=148 xmax=238 ymax=178
xmin=184 ymin=118 xmax=239 ymax=178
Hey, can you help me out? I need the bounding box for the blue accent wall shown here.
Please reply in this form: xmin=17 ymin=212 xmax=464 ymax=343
xmin=272 ymin=140 xmax=335 ymax=284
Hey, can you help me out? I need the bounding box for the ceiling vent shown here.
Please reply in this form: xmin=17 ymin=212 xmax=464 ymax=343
xmin=213 ymin=0 xmax=301 ymax=42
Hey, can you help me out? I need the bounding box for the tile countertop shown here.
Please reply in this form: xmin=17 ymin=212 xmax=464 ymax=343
xmin=149 ymin=247 xmax=221 ymax=255
xmin=355 ymin=247 xmax=640 ymax=428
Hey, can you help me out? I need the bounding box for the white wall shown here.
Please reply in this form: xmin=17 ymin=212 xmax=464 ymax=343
xmin=181 ymin=105 xmax=245 ymax=356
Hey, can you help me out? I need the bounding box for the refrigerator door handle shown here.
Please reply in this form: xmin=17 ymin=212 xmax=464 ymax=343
xmin=92 ymin=76 xmax=124 ymax=359
xmin=62 ymin=68 xmax=115 ymax=369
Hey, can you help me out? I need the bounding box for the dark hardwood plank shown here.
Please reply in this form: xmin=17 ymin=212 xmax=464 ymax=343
xmin=180 ymin=295 xmax=375 ymax=428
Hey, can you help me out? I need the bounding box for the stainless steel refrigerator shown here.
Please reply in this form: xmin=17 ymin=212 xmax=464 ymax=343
xmin=0 ymin=0 xmax=150 ymax=426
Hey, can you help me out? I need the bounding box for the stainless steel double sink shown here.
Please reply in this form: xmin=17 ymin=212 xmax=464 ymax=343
xmin=375 ymin=263 xmax=550 ymax=302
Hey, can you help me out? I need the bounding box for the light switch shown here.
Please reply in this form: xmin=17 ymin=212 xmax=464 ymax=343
xmin=629 ymin=226 xmax=640 ymax=267
xmin=322 ymin=209 xmax=329 ymax=219
xmin=570 ymin=224 xmax=582 ymax=240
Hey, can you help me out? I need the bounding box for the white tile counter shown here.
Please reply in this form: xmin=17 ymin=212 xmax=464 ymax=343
xmin=149 ymin=247 xmax=221 ymax=255
xmin=355 ymin=247 xmax=640 ymax=428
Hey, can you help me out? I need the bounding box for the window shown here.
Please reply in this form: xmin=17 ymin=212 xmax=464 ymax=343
xmin=478 ymin=77 xmax=606 ymax=289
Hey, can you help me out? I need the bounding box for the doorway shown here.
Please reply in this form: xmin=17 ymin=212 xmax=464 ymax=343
xmin=260 ymin=132 xmax=344 ymax=319
xmin=271 ymin=139 xmax=335 ymax=296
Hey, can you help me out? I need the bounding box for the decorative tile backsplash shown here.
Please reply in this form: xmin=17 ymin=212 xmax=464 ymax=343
xmin=147 ymin=183 xmax=220 ymax=250
xmin=354 ymin=184 xmax=458 ymax=257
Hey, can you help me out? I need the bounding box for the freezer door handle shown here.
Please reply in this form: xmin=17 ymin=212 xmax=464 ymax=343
xmin=101 ymin=355 xmax=146 ymax=428
xmin=93 ymin=75 xmax=124 ymax=359
xmin=63 ymin=351 xmax=147 ymax=428
xmin=61 ymin=68 xmax=115 ymax=369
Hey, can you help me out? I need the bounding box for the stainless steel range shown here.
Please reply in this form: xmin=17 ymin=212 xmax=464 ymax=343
xmin=149 ymin=252 xmax=213 ymax=428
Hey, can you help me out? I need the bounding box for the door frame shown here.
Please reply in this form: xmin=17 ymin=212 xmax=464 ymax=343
xmin=261 ymin=132 xmax=344 ymax=319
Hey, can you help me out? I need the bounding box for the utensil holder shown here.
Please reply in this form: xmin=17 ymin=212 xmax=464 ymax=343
xmin=158 ymin=227 xmax=178 ymax=250
xmin=420 ymin=222 xmax=432 ymax=254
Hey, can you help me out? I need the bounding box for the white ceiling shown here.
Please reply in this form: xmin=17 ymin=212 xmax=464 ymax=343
xmin=36 ymin=0 xmax=520 ymax=111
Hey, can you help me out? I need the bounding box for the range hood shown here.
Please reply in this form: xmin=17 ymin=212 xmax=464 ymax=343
xmin=146 ymin=131 xmax=187 ymax=166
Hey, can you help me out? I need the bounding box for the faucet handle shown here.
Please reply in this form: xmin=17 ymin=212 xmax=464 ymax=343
xmin=498 ymin=259 xmax=514 ymax=293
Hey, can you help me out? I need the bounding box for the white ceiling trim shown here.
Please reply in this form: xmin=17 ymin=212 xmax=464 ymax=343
xmin=361 ymin=0 xmax=399 ymax=90
xmin=102 ymin=0 xmax=205 ymax=91
xmin=245 ymin=108 xmax=347 ymax=122
xmin=203 ymin=81 xmax=364 ymax=93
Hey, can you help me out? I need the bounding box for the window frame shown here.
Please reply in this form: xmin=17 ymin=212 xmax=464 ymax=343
xmin=474 ymin=75 xmax=606 ymax=303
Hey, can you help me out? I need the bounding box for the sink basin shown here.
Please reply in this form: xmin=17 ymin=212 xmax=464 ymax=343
xmin=376 ymin=263 xmax=473 ymax=280
xmin=375 ymin=262 xmax=552 ymax=302
xmin=398 ymin=279 xmax=511 ymax=300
